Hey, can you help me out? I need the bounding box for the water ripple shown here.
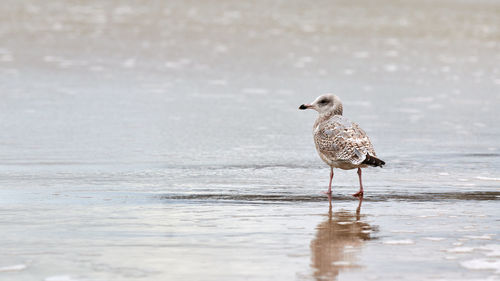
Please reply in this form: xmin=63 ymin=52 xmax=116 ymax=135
xmin=159 ymin=191 xmax=500 ymax=203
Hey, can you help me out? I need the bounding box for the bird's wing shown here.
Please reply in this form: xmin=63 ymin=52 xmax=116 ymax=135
xmin=314 ymin=115 xmax=376 ymax=165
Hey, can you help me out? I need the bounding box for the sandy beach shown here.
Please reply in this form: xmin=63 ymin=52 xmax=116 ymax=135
xmin=0 ymin=0 xmax=499 ymax=280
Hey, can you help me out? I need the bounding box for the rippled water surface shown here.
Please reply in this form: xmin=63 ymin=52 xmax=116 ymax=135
xmin=0 ymin=0 xmax=499 ymax=280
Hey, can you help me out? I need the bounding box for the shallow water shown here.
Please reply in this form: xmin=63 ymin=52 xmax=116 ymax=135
xmin=1 ymin=0 xmax=499 ymax=280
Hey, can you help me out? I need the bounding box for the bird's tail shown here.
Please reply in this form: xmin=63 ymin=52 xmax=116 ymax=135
xmin=362 ymin=154 xmax=385 ymax=167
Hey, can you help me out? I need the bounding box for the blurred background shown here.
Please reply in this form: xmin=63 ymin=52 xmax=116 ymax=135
xmin=1 ymin=0 xmax=499 ymax=166
xmin=0 ymin=0 xmax=499 ymax=280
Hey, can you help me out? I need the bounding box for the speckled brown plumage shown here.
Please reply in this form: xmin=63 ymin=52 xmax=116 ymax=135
xmin=313 ymin=115 xmax=376 ymax=170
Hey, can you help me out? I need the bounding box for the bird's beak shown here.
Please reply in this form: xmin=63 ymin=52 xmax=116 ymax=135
xmin=299 ymin=104 xmax=312 ymax=110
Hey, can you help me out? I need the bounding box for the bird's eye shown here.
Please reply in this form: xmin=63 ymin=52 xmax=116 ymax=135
xmin=318 ymin=99 xmax=328 ymax=105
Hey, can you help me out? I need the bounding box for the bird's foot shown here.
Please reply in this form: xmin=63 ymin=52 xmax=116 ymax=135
xmin=321 ymin=190 xmax=332 ymax=196
xmin=352 ymin=191 xmax=364 ymax=198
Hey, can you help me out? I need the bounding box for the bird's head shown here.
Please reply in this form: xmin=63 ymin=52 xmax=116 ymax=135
xmin=299 ymin=94 xmax=343 ymax=116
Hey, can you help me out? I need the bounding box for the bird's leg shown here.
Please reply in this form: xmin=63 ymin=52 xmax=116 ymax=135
xmin=329 ymin=167 xmax=334 ymax=193
xmin=322 ymin=167 xmax=334 ymax=195
xmin=352 ymin=168 xmax=364 ymax=197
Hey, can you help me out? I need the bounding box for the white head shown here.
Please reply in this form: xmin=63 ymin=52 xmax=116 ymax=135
xmin=299 ymin=94 xmax=343 ymax=116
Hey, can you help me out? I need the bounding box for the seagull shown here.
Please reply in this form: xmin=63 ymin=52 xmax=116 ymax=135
xmin=299 ymin=94 xmax=385 ymax=197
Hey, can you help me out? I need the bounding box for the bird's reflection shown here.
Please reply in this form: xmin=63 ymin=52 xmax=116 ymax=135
xmin=310 ymin=196 xmax=376 ymax=281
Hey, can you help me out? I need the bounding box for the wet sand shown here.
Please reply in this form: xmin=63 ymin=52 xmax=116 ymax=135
xmin=0 ymin=0 xmax=499 ymax=280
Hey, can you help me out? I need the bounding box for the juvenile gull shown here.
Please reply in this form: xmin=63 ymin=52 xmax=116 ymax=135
xmin=299 ymin=94 xmax=385 ymax=197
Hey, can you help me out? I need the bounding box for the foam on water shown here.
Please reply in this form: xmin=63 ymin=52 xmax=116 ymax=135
xmin=423 ymin=237 xmax=446 ymax=241
xmin=44 ymin=276 xmax=79 ymax=281
xmin=460 ymin=259 xmax=500 ymax=274
xmin=382 ymin=239 xmax=415 ymax=245
xmin=0 ymin=264 xmax=27 ymax=272
xmin=476 ymin=176 xmax=500 ymax=181
xmin=331 ymin=261 xmax=353 ymax=266
xmin=479 ymin=245 xmax=500 ymax=257
xmin=465 ymin=235 xmax=494 ymax=240
xmin=447 ymin=247 xmax=475 ymax=253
